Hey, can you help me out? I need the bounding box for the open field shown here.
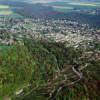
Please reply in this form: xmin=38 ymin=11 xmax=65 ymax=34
xmin=52 ymin=6 xmax=74 ymax=12
xmin=0 ymin=5 xmax=13 ymax=15
xmin=0 ymin=5 xmax=9 ymax=9
xmin=68 ymin=2 xmax=99 ymax=7
xmin=0 ymin=10 xmax=13 ymax=15
xmin=52 ymin=6 xmax=73 ymax=9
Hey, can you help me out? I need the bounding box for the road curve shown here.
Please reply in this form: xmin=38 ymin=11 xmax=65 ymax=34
xmin=49 ymin=65 xmax=84 ymax=100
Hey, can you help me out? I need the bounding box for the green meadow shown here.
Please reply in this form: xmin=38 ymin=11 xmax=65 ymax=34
xmin=0 ymin=10 xmax=13 ymax=15
xmin=68 ymin=2 xmax=99 ymax=7
xmin=0 ymin=5 xmax=13 ymax=15
xmin=0 ymin=5 xmax=9 ymax=9
xmin=0 ymin=5 xmax=23 ymax=18
xmin=52 ymin=6 xmax=74 ymax=12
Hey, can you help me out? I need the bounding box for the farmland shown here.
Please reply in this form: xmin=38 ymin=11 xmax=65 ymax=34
xmin=0 ymin=5 xmax=9 ymax=9
xmin=0 ymin=5 xmax=13 ymax=15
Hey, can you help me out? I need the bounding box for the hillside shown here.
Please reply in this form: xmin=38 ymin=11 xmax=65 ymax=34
xmin=0 ymin=0 xmax=100 ymax=27
xmin=0 ymin=38 xmax=100 ymax=100
xmin=0 ymin=0 xmax=100 ymax=100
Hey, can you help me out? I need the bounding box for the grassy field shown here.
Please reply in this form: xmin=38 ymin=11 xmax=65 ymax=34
xmin=53 ymin=6 xmax=74 ymax=12
xmin=0 ymin=10 xmax=13 ymax=15
xmin=68 ymin=2 xmax=99 ymax=7
xmin=0 ymin=5 xmax=23 ymax=18
xmin=0 ymin=5 xmax=9 ymax=9
xmin=0 ymin=5 xmax=13 ymax=15
xmin=51 ymin=2 xmax=100 ymax=13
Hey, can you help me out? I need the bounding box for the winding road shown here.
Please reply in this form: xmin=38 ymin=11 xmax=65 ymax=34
xmin=49 ymin=65 xmax=84 ymax=100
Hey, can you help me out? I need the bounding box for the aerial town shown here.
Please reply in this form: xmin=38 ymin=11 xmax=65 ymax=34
xmin=0 ymin=0 xmax=100 ymax=99
xmin=0 ymin=16 xmax=100 ymax=49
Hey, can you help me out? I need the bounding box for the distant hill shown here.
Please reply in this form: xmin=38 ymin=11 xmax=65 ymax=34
xmin=0 ymin=0 xmax=100 ymax=27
